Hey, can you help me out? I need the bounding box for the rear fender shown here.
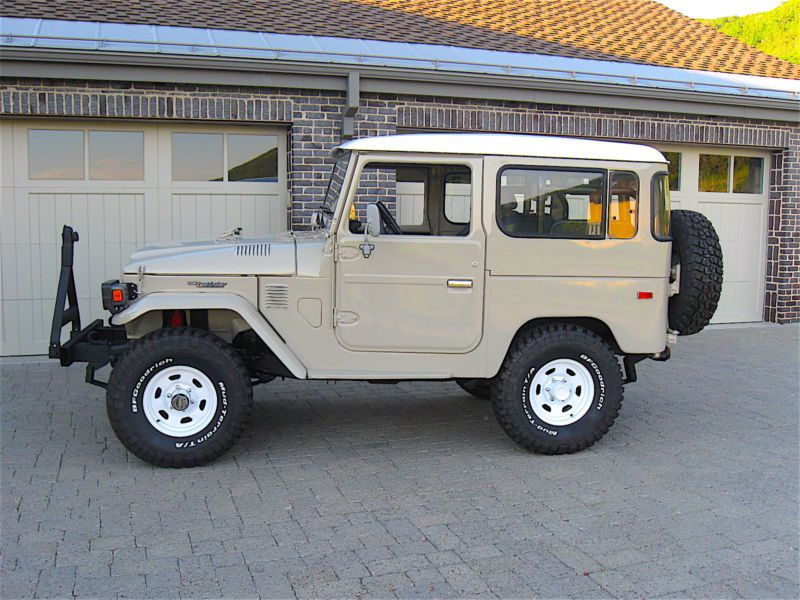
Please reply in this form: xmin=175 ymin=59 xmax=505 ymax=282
xmin=111 ymin=293 xmax=307 ymax=379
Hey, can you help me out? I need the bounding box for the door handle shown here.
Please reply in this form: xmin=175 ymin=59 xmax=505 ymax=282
xmin=447 ymin=279 xmax=473 ymax=289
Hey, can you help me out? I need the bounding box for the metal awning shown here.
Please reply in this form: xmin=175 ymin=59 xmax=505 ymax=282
xmin=2 ymin=16 xmax=799 ymax=101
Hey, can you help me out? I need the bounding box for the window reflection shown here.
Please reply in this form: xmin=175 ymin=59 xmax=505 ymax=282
xmin=652 ymin=174 xmax=671 ymax=240
xmin=699 ymin=154 xmax=730 ymax=192
xmin=662 ymin=151 xmax=681 ymax=191
xmin=733 ymin=156 xmax=763 ymax=194
xmin=444 ymin=173 xmax=472 ymax=225
xmin=228 ymin=134 xmax=278 ymax=182
xmin=28 ymin=130 xmax=84 ymax=180
xmin=89 ymin=131 xmax=144 ymax=180
xmin=171 ymin=133 xmax=223 ymax=181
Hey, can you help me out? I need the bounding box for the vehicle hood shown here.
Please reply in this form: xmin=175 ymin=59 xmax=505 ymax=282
xmin=123 ymin=231 xmax=326 ymax=276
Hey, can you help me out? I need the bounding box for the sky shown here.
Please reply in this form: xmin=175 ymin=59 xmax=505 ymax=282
xmin=655 ymin=0 xmax=785 ymax=18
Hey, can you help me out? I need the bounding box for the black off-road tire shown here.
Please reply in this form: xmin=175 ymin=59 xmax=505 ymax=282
xmin=107 ymin=327 xmax=252 ymax=467
xmin=455 ymin=378 xmax=492 ymax=400
xmin=669 ymin=209 xmax=723 ymax=336
xmin=492 ymin=324 xmax=623 ymax=454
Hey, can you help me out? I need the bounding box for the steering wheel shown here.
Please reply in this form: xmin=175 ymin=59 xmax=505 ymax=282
xmin=375 ymin=201 xmax=403 ymax=235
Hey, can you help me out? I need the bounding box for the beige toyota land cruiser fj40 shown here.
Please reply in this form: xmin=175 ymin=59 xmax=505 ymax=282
xmin=50 ymin=133 xmax=723 ymax=467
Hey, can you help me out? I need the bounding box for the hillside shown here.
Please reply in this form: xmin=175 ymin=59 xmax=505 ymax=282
xmin=700 ymin=0 xmax=800 ymax=64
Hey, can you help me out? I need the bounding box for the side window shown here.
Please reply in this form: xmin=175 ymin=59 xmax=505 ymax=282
xmin=651 ymin=172 xmax=671 ymax=240
xmin=444 ymin=172 xmax=472 ymax=225
xmin=350 ymin=163 xmax=471 ymax=236
xmin=608 ymin=171 xmax=638 ymax=239
xmin=396 ymin=168 xmax=427 ymax=226
xmin=497 ymin=168 xmax=605 ymax=239
xmin=350 ymin=165 xmax=423 ymax=231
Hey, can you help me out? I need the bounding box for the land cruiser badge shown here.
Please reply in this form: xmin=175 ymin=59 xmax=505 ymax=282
xmin=187 ymin=281 xmax=228 ymax=288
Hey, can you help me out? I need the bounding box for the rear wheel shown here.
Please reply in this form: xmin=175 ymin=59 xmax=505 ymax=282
xmin=492 ymin=324 xmax=623 ymax=454
xmin=107 ymin=327 xmax=252 ymax=467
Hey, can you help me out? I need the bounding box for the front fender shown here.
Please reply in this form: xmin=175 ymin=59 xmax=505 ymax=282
xmin=111 ymin=293 xmax=307 ymax=379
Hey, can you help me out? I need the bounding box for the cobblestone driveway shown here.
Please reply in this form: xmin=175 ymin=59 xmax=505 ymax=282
xmin=1 ymin=325 xmax=798 ymax=599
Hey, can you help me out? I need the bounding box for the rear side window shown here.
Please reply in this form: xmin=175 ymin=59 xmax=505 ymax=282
xmin=608 ymin=171 xmax=638 ymax=239
xmin=651 ymin=172 xmax=671 ymax=240
xmin=497 ymin=168 xmax=606 ymax=239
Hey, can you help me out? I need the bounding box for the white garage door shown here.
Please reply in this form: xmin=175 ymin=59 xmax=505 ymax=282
xmin=0 ymin=120 xmax=288 ymax=356
xmin=655 ymin=144 xmax=769 ymax=324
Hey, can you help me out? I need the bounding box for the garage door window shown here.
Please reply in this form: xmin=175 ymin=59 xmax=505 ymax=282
xmin=28 ymin=130 xmax=84 ymax=180
xmin=699 ymin=154 xmax=764 ymax=194
xmin=733 ymin=156 xmax=763 ymax=194
xmin=171 ymin=133 xmax=224 ymax=181
xmin=662 ymin=151 xmax=681 ymax=191
xmin=89 ymin=131 xmax=144 ymax=180
xmin=228 ymin=134 xmax=278 ymax=182
xmin=171 ymin=132 xmax=279 ymax=182
xmin=699 ymin=154 xmax=730 ymax=192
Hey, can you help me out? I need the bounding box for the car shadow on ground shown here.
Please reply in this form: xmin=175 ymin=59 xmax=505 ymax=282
xmin=236 ymin=380 xmax=517 ymax=459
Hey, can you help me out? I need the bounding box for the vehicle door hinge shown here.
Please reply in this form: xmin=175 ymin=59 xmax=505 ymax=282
xmin=333 ymin=310 xmax=358 ymax=326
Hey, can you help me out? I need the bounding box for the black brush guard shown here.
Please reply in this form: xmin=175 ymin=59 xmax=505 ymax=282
xmin=49 ymin=225 xmax=129 ymax=387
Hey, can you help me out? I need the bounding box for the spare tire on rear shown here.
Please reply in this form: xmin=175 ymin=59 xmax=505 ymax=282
xmin=668 ymin=209 xmax=723 ymax=335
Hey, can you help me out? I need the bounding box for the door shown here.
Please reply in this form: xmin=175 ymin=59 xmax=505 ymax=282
xmin=655 ymin=144 xmax=769 ymax=323
xmin=334 ymin=155 xmax=484 ymax=353
xmin=0 ymin=120 xmax=287 ymax=355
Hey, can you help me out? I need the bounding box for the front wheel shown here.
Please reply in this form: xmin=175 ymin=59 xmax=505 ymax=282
xmin=492 ymin=324 xmax=623 ymax=454
xmin=107 ymin=327 xmax=253 ymax=467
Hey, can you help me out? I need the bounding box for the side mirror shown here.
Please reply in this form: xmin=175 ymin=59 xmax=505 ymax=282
xmin=310 ymin=210 xmax=322 ymax=230
xmin=366 ymin=204 xmax=381 ymax=237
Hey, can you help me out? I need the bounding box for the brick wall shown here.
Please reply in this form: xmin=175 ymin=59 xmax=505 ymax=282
xmin=1 ymin=78 xmax=798 ymax=322
xmin=765 ymin=131 xmax=800 ymax=323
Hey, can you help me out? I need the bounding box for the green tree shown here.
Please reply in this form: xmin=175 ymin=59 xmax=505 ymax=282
xmin=700 ymin=0 xmax=800 ymax=64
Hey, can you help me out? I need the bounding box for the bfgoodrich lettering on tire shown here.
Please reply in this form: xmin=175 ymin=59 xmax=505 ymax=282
xmin=492 ymin=324 xmax=623 ymax=454
xmin=107 ymin=327 xmax=252 ymax=467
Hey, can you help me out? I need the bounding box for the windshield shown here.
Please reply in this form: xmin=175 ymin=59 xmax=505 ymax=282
xmin=319 ymin=151 xmax=351 ymax=229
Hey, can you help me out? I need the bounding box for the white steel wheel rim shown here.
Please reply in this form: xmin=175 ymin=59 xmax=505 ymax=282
xmin=529 ymin=359 xmax=595 ymax=426
xmin=142 ymin=365 xmax=218 ymax=437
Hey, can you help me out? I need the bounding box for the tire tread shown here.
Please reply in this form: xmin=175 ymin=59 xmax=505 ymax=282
xmin=669 ymin=209 xmax=724 ymax=336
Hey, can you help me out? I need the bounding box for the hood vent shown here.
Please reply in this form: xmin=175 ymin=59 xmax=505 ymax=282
xmin=236 ymin=243 xmax=270 ymax=257
xmin=263 ymin=284 xmax=289 ymax=309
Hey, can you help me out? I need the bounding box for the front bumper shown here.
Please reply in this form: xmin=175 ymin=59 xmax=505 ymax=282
xmin=49 ymin=226 xmax=130 ymax=386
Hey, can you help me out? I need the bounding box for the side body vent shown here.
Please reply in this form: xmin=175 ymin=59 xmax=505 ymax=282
xmin=263 ymin=284 xmax=289 ymax=309
xmin=236 ymin=243 xmax=271 ymax=256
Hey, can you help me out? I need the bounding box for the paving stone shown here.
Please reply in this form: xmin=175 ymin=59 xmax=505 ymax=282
xmin=1 ymin=326 xmax=798 ymax=599
xmin=33 ymin=565 xmax=75 ymax=599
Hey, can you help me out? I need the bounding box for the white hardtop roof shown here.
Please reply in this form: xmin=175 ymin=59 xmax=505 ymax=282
xmin=337 ymin=133 xmax=667 ymax=163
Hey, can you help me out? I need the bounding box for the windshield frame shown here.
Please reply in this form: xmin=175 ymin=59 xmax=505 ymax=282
xmin=319 ymin=151 xmax=352 ymax=230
